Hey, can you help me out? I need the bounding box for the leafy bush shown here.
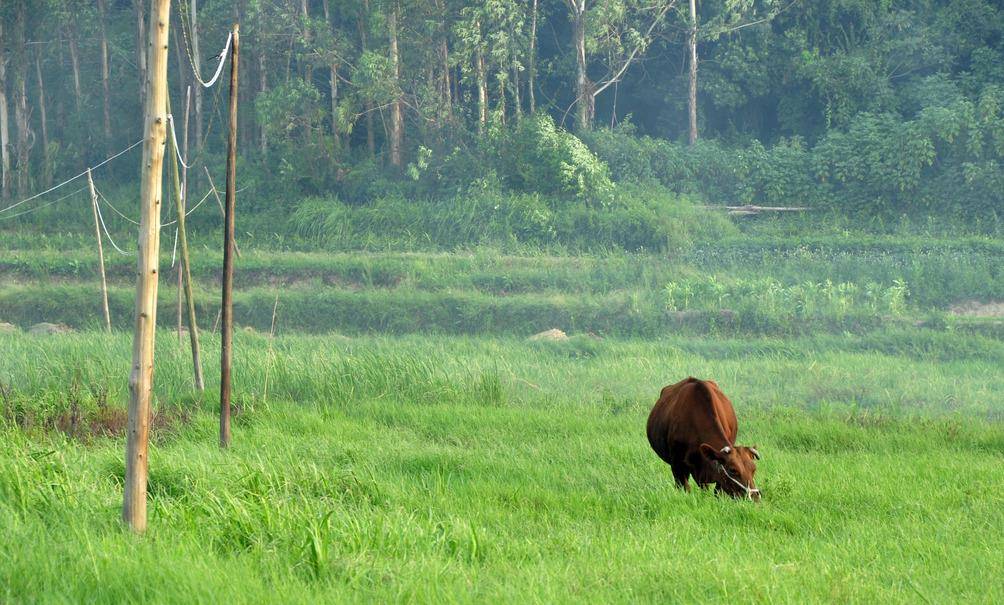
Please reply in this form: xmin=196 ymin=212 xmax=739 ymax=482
xmin=664 ymin=275 xmax=911 ymax=332
xmin=584 ymin=88 xmax=1004 ymax=221
xmin=289 ymin=184 xmax=728 ymax=252
xmin=499 ymin=115 xmax=614 ymax=205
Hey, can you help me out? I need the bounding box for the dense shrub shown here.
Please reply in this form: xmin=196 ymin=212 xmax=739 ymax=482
xmin=584 ymin=88 xmax=1004 ymax=220
xmin=289 ymin=184 xmax=733 ymax=252
xmin=497 ymin=115 xmax=615 ymax=205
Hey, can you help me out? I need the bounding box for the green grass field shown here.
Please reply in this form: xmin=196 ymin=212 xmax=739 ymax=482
xmin=1 ymin=331 xmax=1002 ymax=603
xmin=2 ymin=213 xmax=1003 ymax=603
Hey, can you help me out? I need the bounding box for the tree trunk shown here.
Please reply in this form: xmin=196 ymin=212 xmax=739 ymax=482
xmin=66 ymin=27 xmax=83 ymax=110
xmin=359 ymin=2 xmax=375 ymax=158
xmin=475 ymin=20 xmax=488 ymax=133
xmin=688 ymin=0 xmax=698 ymax=145
xmin=98 ymin=0 xmax=112 ymax=148
xmin=300 ymin=0 xmax=313 ymax=85
xmin=572 ymin=2 xmax=592 ymax=130
xmin=321 ymin=0 xmax=340 ymax=149
xmin=435 ymin=0 xmax=452 ymax=125
xmin=0 ymin=21 xmax=9 ymax=200
xmin=34 ymin=48 xmax=51 ymax=188
xmin=529 ymin=0 xmax=537 ymax=113
xmin=512 ymin=49 xmax=521 ymax=120
xmin=388 ymin=2 xmax=403 ymax=168
xmin=13 ymin=0 xmax=30 ymax=197
xmin=259 ymin=51 xmax=268 ymax=154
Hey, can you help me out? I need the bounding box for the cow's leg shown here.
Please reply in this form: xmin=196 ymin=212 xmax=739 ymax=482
xmin=670 ymin=464 xmax=691 ymax=491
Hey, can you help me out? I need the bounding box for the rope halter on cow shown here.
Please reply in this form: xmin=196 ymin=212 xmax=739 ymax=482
xmin=713 ymin=446 xmax=761 ymax=501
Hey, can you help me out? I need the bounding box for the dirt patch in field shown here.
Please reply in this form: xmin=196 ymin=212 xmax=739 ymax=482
xmin=948 ymin=300 xmax=1004 ymax=318
xmin=1 ymin=383 xmax=193 ymax=443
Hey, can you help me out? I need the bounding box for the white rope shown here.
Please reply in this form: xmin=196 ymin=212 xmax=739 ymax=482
xmin=715 ymin=461 xmax=761 ymax=501
xmin=93 ymin=192 xmax=133 ymax=256
xmin=167 ymin=115 xmax=193 ymax=169
xmin=192 ymin=31 xmax=232 ymax=88
xmin=0 ymin=186 xmax=88 ymax=220
xmin=99 ymin=186 xmax=213 ymax=228
xmin=162 ymin=189 xmax=213 ymax=227
xmin=171 ymin=228 xmax=179 ymax=267
xmin=0 ymin=139 xmax=144 ymax=214
xmin=96 ymin=187 xmax=140 ymax=225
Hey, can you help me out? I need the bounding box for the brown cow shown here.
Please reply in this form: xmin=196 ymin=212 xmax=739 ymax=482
xmin=647 ymin=377 xmax=761 ymax=501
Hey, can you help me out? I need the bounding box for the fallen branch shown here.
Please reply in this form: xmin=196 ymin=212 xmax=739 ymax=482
xmin=703 ymin=204 xmax=810 ymax=216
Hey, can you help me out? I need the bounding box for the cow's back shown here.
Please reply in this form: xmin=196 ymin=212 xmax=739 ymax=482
xmin=647 ymin=377 xmax=739 ymax=464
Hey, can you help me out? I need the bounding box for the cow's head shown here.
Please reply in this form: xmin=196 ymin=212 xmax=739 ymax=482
xmin=699 ymin=443 xmax=761 ymax=501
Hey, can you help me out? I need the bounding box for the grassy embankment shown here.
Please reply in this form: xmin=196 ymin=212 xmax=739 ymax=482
xmin=2 ymin=232 xmax=1002 ymax=336
xmin=1 ymin=331 xmax=1003 ymax=603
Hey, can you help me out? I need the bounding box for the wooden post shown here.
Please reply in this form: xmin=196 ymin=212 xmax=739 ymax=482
xmin=220 ymin=23 xmax=239 ymax=449
xmin=177 ymin=87 xmax=191 ymax=345
xmin=87 ymin=169 xmax=112 ymax=333
xmin=203 ymin=165 xmax=240 ymax=258
xmin=167 ymin=95 xmax=205 ymax=392
xmin=124 ymin=0 xmax=171 ymax=533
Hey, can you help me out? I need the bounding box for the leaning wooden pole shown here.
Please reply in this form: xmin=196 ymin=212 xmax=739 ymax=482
xmin=87 ymin=169 xmax=112 ymax=333
xmin=220 ymin=23 xmax=239 ymax=449
xmin=124 ymin=0 xmax=171 ymax=533
xmin=167 ymin=95 xmax=205 ymax=391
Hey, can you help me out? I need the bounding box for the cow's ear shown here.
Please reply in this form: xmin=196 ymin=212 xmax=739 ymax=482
xmin=699 ymin=443 xmax=725 ymax=461
xmin=749 ymin=446 xmax=760 ymax=460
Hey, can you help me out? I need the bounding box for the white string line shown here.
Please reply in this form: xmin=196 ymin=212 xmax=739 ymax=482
xmin=0 ymin=139 xmax=144 ymax=214
xmin=171 ymin=228 xmax=179 ymax=267
xmin=97 ymin=185 xmax=213 ymax=228
xmin=192 ymin=31 xmax=232 ymax=88
xmin=95 ymin=187 xmax=140 ymax=225
xmin=163 ymin=190 xmax=213 ymax=226
xmin=0 ymin=186 xmax=89 ymax=220
xmin=93 ymin=191 xmax=133 ymax=256
xmin=167 ymin=115 xmax=193 ymax=169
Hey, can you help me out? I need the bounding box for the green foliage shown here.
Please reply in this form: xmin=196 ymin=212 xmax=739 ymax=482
xmin=584 ymin=91 xmax=1004 ymax=220
xmin=287 ymin=183 xmax=728 ymax=253
xmin=499 ymin=115 xmax=615 ymax=204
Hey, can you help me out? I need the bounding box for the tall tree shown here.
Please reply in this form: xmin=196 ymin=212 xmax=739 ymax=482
xmin=688 ymin=0 xmax=698 ymax=144
xmin=13 ymin=0 xmax=31 ymax=196
xmin=388 ymin=0 xmax=403 ymax=167
xmin=97 ymin=0 xmax=112 ymax=148
xmin=34 ymin=47 xmax=51 ymax=188
xmin=0 ymin=17 xmax=10 ymax=200
xmin=564 ymin=0 xmax=677 ymax=130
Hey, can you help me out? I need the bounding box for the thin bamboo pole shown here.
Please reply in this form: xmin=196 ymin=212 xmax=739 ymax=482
xmin=167 ymin=95 xmax=205 ymax=392
xmin=124 ymin=0 xmax=171 ymax=533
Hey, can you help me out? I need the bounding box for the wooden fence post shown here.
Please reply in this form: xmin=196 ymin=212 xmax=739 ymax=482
xmin=220 ymin=23 xmax=239 ymax=448
xmin=124 ymin=0 xmax=171 ymax=533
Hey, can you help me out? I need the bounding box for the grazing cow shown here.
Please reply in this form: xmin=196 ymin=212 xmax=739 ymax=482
xmin=647 ymin=377 xmax=761 ymax=501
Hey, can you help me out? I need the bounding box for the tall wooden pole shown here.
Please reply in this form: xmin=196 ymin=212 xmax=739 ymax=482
xmin=178 ymin=87 xmax=191 ymax=344
xmin=220 ymin=23 xmax=239 ymax=449
xmin=87 ymin=169 xmax=112 ymax=333
xmin=124 ymin=0 xmax=170 ymax=533
xmin=167 ymin=95 xmax=205 ymax=392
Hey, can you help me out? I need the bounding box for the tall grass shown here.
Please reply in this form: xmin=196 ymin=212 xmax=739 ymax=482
xmin=0 ymin=331 xmax=1002 ymax=603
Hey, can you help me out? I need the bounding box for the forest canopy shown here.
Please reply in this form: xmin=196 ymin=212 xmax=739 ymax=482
xmin=1 ymin=0 xmax=1001 ymax=224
